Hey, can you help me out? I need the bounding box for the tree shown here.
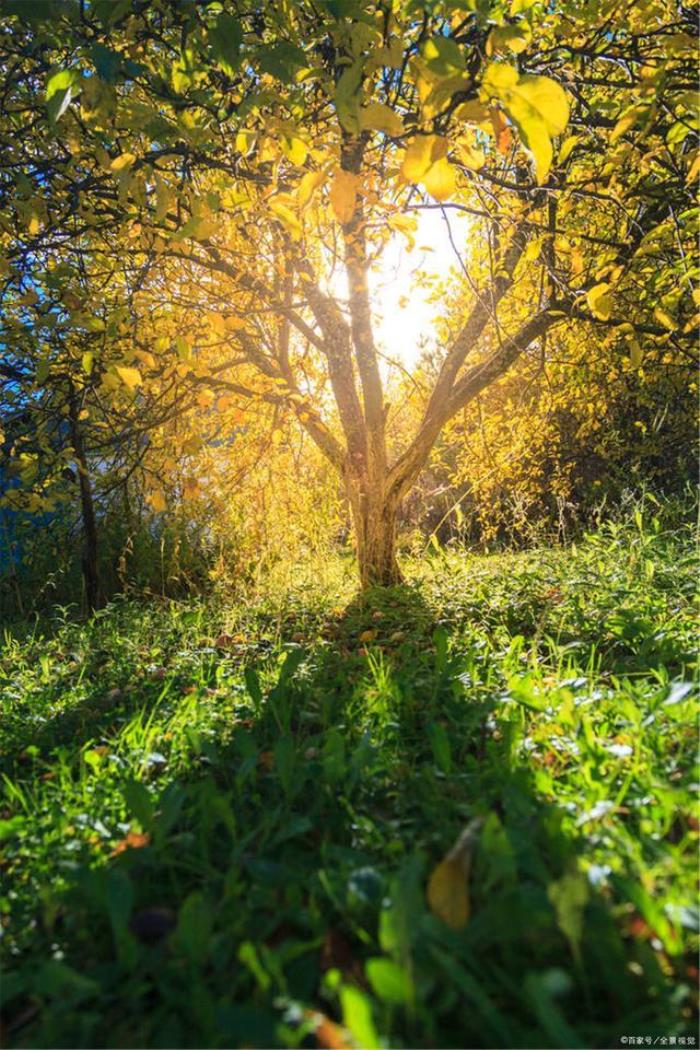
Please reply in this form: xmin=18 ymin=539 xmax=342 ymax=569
xmin=0 ymin=0 xmax=696 ymax=587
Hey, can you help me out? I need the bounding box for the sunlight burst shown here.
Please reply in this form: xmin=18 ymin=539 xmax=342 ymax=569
xmin=371 ymin=207 xmax=471 ymax=368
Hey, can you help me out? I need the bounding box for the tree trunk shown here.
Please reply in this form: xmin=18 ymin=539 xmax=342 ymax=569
xmin=68 ymin=391 xmax=100 ymax=613
xmin=348 ymin=478 xmax=402 ymax=588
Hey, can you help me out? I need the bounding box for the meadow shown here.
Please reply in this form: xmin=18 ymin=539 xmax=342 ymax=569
xmin=1 ymin=503 xmax=697 ymax=1049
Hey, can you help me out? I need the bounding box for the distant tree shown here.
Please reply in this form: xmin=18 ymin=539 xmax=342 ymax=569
xmin=0 ymin=0 xmax=696 ymax=586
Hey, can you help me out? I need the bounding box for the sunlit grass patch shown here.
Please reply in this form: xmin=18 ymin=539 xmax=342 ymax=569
xmin=0 ymin=506 xmax=697 ymax=1048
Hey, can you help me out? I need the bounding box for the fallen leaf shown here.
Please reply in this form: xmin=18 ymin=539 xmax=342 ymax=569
xmin=111 ymin=831 xmax=151 ymax=857
xmin=427 ymin=817 xmax=483 ymax=930
xmin=305 ymin=1010 xmax=351 ymax=1050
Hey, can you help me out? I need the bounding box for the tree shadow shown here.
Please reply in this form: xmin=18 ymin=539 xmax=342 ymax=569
xmin=1 ymin=583 xmax=694 ymax=1049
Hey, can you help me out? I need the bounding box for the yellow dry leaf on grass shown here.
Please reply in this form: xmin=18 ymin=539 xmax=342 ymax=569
xmin=427 ymin=817 xmax=483 ymax=930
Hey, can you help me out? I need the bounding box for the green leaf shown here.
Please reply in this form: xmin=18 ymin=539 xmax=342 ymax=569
xmin=0 ymin=815 xmax=26 ymax=841
xmin=340 ymin=985 xmax=379 ymax=1050
xmin=122 ymin=779 xmax=154 ymax=829
xmin=175 ymin=335 xmax=192 ymax=362
xmin=36 ymin=961 xmax=99 ymax=1003
xmin=273 ymin=734 xmax=296 ymax=798
xmin=238 ymin=940 xmax=271 ymax=990
xmin=174 ymin=892 xmax=213 ymax=964
xmin=174 ymin=890 xmax=211 ymax=961
xmin=365 ymin=958 xmax=412 ymax=1005
xmin=255 ymin=41 xmax=307 ymax=82
xmin=524 ymin=970 xmax=583 ymax=1049
xmin=334 ymin=61 xmax=363 ymax=134
xmin=209 ymin=12 xmax=243 ymax=74
xmin=105 ymin=869 xmax=133 ymax=933
xmin=244 ymin=665 xmax=262 ymax=708
xmin=90 ymin=43 xmax=122 ymax=83
xmin=46 ymin=68 xmax=74 ymax=103
xmin=46 ymin=68 xmax=80 ymax=123
xmin=427 ymin=721 xmax=452 ymax=773
xmin=421 ymin=35 xmax=466 ymax=75
xmin=547 ymin=868 xmax=589 ymax=961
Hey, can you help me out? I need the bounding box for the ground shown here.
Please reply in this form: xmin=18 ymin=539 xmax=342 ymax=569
xmin=1 ymin=506 xmax=697 ymax=1049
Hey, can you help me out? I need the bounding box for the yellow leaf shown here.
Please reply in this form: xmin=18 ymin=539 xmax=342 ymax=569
xmin=559 ymin=134 xmax=580 ymax=163
xmin=297 ymin=169 xmax=326 ymax=208
xmin=116 ymin=365 xmax=143 ymax=390
xmin=134 ymin=349 xmax=156 ymax=369
xmin=387 ymin=213 xmax=417 ymax=249
xmin=427 ymin=818 xmax=482 ymax=930
xmin=281 ymin=134 xmax=308 ymax=166
xmin=421 ymin=156 xmax=457 ymax=202
xmin=148 ymin=490 xmax=166 ymax=513
xmin=571 ymin=248 xmax=584 ymax=276
xmin=455 ymin=131 xmax=486 ymax=170
xmin=686 ymin=152 xmax=700 ymax=184
xmin=514 ymin=75 xmax=569 ymax=136
xmin=371 ymin=39 xmax=404 ymax=71
xmin=629 ymin=339 xmax=643 ymax=368
xmin=653 ymin=306 xmax=677 ymax=331
xmin=329 ymin=169 xmax=358 ymax=224
xmin=182 ymin=477 xmax=200 ymax=500
xmin=235 ymin=129 xmax=257 ymax=154
xmin=400 ymin=135 xmax=446 ymax=182
xmin=208 ymin=312 xmax=227 ymax=334
xmin=197 ymin=389 xmax=215 ymax=408
xmin=454 ymin=99 xmax=489 ymax=124
xmin=610 ymin=103 xmax=649 ymax=144
xmin=482 ymin=68 xmax=569 ymax=183
xmin=486 ymin=23 xmax=532 ymax=55
xmin=269 ymin=198 xmax=303 ymax=240
xmin=110 ymin=152 xmax=137 ymax=172
xmin=502 ymin=98 xmax=552 ymax=182
xmin=359 ymin=629 xmax=377 ymax=643
xmin=481 ymin=62 xmax=519 ymax=95
xmin=586 ymin=283 xmax=612 ymax=321
xmin=359 ymin=101 xmax=404 ymax=137
xmin=154 ymin=175 xmax=172 ymax=222
xmin=225 ymin=315 xmax=247 ymax=331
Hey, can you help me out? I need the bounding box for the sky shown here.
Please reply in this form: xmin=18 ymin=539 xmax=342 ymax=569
xmin=370 ymin=206 xmax=472 ymax=368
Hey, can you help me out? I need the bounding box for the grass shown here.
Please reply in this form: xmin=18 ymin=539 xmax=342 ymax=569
xmin=0 ymin=503 xmax=698 ymax=1049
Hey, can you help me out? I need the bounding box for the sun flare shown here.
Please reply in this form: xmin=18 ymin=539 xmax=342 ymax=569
xmin=371 ymin=208 xmax=471 ymax=369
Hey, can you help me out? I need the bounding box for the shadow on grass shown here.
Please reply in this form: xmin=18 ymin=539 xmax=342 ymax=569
xmin=1 ymin=583 xmax=693 ymax=1049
